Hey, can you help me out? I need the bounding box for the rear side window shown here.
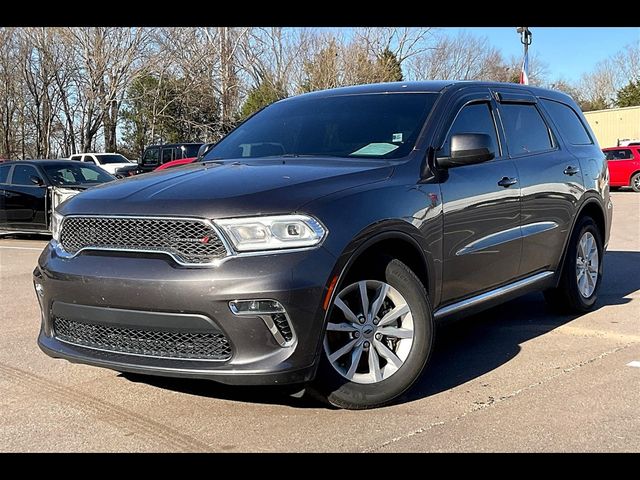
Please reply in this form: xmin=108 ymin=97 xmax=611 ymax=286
xmin=500 ymin=104 xmax=554 ymax=156
xmin=604 ymin=149 xmax=633 ymax=160
xmin=162 ymin=148 xmax=176 ymax=162
xmin=541 ymin=99 xmax=592 ymax=145
xmin=444 ymin=103 xmax=500 ymax=157
xmin=0 ymin=164 xmax=10 ymax=183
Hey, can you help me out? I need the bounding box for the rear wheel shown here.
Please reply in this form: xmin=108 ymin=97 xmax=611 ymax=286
xmin=309 ymin=257 xmax=434 ymax=410
xmin=544 ymin=216 xmax=603 ymax=313
xmin=630 ymin=173 xmax=640 ymax=192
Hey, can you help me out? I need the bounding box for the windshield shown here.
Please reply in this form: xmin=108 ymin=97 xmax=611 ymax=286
xmin=42 ymin=164 xmax=115 ymax=186
xmin=96 ymin=154 xmax=131 ymax=164
xmin=205 ymin=92 xmax=438 ymax=161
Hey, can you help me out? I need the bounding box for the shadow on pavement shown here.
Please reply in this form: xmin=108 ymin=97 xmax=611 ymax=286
xmin=120 ymin=250 xmax=640 ymax=409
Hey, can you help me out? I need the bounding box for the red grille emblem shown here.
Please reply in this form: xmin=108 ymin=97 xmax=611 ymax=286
xmin=200 ymin=235 xmax=210 ymax=244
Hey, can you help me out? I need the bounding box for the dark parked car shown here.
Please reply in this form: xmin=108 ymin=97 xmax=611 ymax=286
xmin=1 ymin=160 xmax=115 ymax=235
xmin=35 ymin=81 xmax=612 ymax=409
xmin=138 ymin=143 xmax=204 ymax=173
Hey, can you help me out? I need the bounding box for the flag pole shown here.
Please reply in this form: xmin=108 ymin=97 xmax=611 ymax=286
xmin=517 ymin=27 xmax=532 ymax=85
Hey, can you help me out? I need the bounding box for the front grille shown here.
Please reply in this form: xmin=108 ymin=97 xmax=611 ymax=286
xmin=53 ymin=316 xmax=232 ymax=360
xmin=59 ymin=216 xmax=228 ymax=265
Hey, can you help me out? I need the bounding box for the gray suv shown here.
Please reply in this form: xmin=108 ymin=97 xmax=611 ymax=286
xmin=34 ymin=81 xmax=612 ymax=409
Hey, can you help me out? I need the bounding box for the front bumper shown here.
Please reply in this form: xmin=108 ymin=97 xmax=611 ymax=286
xmin=35 ymin=241 xmax=337 ymax=385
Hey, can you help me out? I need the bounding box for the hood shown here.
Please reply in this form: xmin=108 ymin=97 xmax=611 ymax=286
xmin=59 ymin=158 xmax=393 ymax=218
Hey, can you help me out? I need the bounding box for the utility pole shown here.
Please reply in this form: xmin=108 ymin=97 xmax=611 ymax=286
xmin=516 ymin=27 xmax=532 ymax=85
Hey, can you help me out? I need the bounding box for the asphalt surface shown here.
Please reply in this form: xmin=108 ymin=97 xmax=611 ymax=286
xmin=1 ymin=191 xmax=638 ymax=452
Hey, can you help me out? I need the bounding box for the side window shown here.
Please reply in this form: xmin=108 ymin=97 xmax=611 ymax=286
xmin=541 ymin=99 xmax=592 ymax=145
xmin=11 ymin=165 xmax=39 ymax=186
xmin=86 ymin=156 xmax=98 ymax=165
xmin=0 ymin=164 xmax=11 ymax=183
xmin=604 ymin=149 xmax=633 ymax=161
xmin=500 ymin=103 xmax=554 ymax=156
xmin=162 ymin=148 xmax=175 ymax=162
xmin=143 ymin=148 xmax=159 ymax=163
xmin=70 ymin=155 xmax=82 ymax=161
xmin=444 ymin=102 xmax=499 ymax=157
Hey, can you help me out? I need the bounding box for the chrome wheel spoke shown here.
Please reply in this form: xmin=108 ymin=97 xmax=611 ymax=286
xmin=368 ymin=346 xmax=382 ymax=382
xmin=345 ymin=343 xmax=364 ymax=379
xmin=378 ymin=303 xmax=409 ymax=326
xmin=328 ymin=338 xmax=358 ymax=363
xmin=335 ymin=297 xmax=359 ymax=324
xmin=374 ymin=339 xmax=403 ymax=369
xmin=379 ymin=326 xmax=413 ymax=339
xmin=369 ymin=283 xmax=390 ymax=320
xmin=358 ymin=281 xmax=369 ymax=319
xmin=326 ymin=322 xmax=358 ymax=332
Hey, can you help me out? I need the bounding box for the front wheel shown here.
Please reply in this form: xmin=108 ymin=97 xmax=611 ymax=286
xmin=544 ymin=216 xmax=603 ymax=313
xmin=309 ymin=258 xmax=434 ymax=410
xmin=630 ymin=173 xmax=640 ymax=192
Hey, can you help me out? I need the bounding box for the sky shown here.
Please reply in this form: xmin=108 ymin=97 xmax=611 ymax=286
xmin=447 ymin=27 xmax=639 ymax=82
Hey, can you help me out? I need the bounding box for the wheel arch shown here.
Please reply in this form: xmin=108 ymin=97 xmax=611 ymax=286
xmin=628 ymin=170 xmax=640 ymax=186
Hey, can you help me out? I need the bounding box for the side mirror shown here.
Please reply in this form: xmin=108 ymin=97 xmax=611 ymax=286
xmin=197 ymin=143 xmax=214 ymax=161
xmin=436 ymin=133 xmax=495 ymax=169
xmin=30 ymin=175 xmax=44 ymax=186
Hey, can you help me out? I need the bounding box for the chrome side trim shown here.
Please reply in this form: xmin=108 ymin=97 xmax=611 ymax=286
xmin=456 ymin=225 xmax=522 ymax=256
xmin=228 ymin=298 xmax=295 ymax=347
xmin=434 ymin=271 xmax=554 ymax=319
xmin=456 ymin=221 xmax=559 ymax=256
xmin=521 ymin=221 xmax=559 ymax=239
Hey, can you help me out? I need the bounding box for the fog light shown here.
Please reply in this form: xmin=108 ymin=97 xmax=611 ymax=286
xmin=229 ymin=299 xmax=294 ymax=347
xmin=34 ymin=282 xmax=44 ymax=298
xmin=229 ymin=299 xmax=285 ymax=315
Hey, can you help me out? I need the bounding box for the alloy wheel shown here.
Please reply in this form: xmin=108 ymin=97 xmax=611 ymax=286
xmin=576 ymin=231 xmax=599 ymax=298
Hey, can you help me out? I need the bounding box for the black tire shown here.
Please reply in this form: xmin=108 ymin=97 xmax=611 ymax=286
xmin=630 ymin=173 xmax=640 ymax=192
xmin=308 ymin=257 xmax=434 ymax=410
xmin=544 ymin=216 xmax=603 ymax=313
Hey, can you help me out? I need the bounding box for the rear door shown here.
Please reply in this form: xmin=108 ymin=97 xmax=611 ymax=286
xmin=4 ymin=163 xmax=48 ymax=230
xmin=161 ymin=146 xmax=176 ymax=165
xmin=493 ymin=90 xmax=583 ymax=276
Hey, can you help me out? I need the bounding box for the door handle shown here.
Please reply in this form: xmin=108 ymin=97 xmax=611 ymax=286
xmin=563 ymin=165 xmax=580 ymax=176
xmin=498 ymin=176 xmax=518 ymax=188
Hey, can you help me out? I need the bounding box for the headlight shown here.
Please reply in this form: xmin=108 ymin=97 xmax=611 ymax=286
xmin=215 ymin=214 xmax=326 ymax=252
xmin=51 ymin=212 xmax=64 ymax=242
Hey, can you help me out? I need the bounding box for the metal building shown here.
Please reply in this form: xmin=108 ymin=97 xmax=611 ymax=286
xmin=583 ymin=105 xmax=640 ymax=148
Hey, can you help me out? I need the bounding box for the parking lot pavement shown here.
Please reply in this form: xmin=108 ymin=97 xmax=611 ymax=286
xmin=1 ymin=191 xmax=638 ymax=452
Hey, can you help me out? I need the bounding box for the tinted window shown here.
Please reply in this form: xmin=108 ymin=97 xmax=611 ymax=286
xmin=182 ymin=145 xmax=201 ymax=158
xmin=206 ymin=93 xmax=439 ymax=160
xmin=69 ymin=155 xmax=82 ymax=161
xmin=11 ymin=164 xmax=39 ymax=185
xmin=41 ymin=164 xmax=114 ymax=186
xmin=83 ymin=156 xmax=97 ymax=164
xmin=542 ymin=99 xmax=592 ymax=145
xmin=142 ymin=148 xmax=159 ymax=164
xmin=95 ymin=154 xmax=130 ymax=164
xmin=444 ymin=103 xmax=499 ymax=156
xmin=162 ymin=148 xmax=175 ymax=163
xmin=0 ymin=164 xmax=10 ymax=183
xmin=604 ymin=149 xmax=633 ymax=160
xmin=500 ymin=104 xmax=554 ymax=155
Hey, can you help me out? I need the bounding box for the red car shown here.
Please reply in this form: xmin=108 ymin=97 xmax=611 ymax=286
xmin=604 ymin=146 xmax=640 ymax=192
xmin=154 ymin=157 xmax=196 ymax=171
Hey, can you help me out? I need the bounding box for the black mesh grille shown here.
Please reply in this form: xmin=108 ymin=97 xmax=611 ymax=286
xmin=272 ymin=313 xmax=293 ymax=342
xmin=53 ymin=317 xmax=232 ymax=360
xmin=60 ymin=216 xmax=227 ymax=264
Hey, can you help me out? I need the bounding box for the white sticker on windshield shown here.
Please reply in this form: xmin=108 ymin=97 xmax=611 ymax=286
xmin=392 ymin=133 xmax=403 ymax=143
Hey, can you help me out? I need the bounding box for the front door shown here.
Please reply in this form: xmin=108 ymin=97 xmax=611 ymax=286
xmin=4 ymin=164 xmax=48 ymax=231
xmin=439 ymin=92 xmax=522 ymax=305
